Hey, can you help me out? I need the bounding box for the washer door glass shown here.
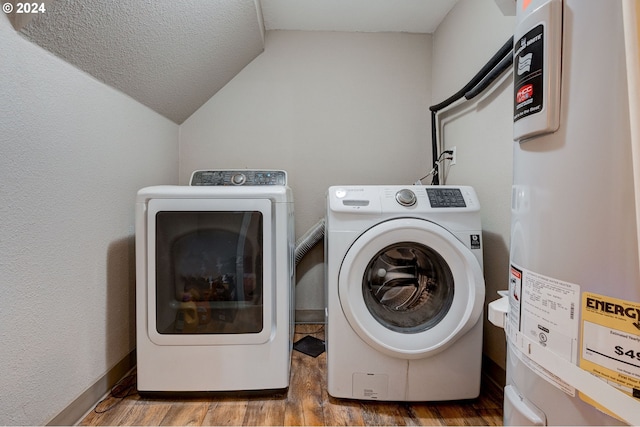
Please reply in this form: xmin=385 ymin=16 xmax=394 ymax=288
xmin=338 ymin=218 xmax=484 ymax=359
xmin=363 ymin=242 xmax=454 ymax=334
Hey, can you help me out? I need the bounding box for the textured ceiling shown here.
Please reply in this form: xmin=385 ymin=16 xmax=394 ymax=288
xmin=261 ymin=0 xmax=459 ymax=33
xmin=20 ymin=0 xmax=265 ymax=124
xmin=19 ymin=0 xmax=459 ymax=124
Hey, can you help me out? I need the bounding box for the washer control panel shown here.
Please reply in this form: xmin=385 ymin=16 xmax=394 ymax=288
xmin=190 ymin=170 xmax=287 ymax=186
xmin=426 ymin=188 xmax=467 ymax=208
xmin=329 ymin=185 xmax=478 ymax=214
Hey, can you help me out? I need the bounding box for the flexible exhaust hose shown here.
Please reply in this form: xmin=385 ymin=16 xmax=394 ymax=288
xmin=294 ymin=218 xmax=325 ymax=266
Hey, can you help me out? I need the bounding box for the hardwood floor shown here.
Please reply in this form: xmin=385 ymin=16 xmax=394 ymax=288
xmin=80 ymin=325 xmax=503 ymax=426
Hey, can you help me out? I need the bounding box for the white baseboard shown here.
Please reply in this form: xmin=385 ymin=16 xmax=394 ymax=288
xmin=295 ymin=309 xmax=324 ymax=323
xmin=47 ymin=351 xmax=136 ymax=426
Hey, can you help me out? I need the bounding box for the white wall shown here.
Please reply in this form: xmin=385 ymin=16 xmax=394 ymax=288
xmin=180 ymin=30 xmax=432 ymax=315
xmin=0 ymin=16 xmax=179 ymax=426
xmin=431 ymin=0 xmax=515 ymax=372
xmin=0 ymin=6 xmax=515 ymax=421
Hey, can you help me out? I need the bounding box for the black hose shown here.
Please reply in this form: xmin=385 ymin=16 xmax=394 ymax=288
xmin=429 ymin=36 xmax=514 ymax=113
xmin=464 ymin=52 xmax=513 ymax=100
xmin=431 ymin=110 xmax=439 ymax=184
xmin=427 ymin=35 xmax=514 ymax=184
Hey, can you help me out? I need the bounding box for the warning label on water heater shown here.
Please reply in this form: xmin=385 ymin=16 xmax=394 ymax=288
xmin=507 ymin=264 xmax=580 ymax=395
xmin=514 ymin=24 xmax=545 ymax=122
xmin=580 ymin=292 xmax=640 ymax=411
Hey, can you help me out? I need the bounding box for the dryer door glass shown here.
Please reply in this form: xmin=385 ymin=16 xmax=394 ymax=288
xmin=155 ymin=211 xmax=263 ymax=335
xmin=362 ymin=242 xmax=454 ymax=333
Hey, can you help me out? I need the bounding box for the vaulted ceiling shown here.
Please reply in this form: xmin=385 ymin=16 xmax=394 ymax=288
xmin=15 ymin=0 xmax=460 ymax=124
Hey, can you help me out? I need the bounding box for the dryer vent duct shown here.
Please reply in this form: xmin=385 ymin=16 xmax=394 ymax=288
xmin=295 ymin=218 xmax=325 ymax=266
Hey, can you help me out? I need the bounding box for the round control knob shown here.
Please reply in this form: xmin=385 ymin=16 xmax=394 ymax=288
xmin=395 ymin=189 xmax=416 ymax=207
xmin=231 ymin=173 xmax=246 ymax=185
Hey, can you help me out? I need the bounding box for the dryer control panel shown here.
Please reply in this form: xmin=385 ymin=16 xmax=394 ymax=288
xmin=190 ymin=170 xmax=287 ymax=186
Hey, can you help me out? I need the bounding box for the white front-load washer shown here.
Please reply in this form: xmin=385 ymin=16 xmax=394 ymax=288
xmin=325 ymin=185 xmax=485 ymax=401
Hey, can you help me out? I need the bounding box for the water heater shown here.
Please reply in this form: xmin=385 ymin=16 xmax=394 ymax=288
xmin=490 ymin=0 xmax=640 ymax=425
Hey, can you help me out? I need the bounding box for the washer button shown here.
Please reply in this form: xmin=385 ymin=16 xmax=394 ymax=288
xmin=395 ymin=189 xmax=416 ymax=207
xmin=335 ymin=188 xmax=347 ymax=198
xmin=231 ymin=173 xmax=246 ymax=185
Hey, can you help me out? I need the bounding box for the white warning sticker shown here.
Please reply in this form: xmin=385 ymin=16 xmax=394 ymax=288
xmin=519 ymin=266 xmax=580 ymax=363
xmin=508 ymin=263 xmax=580 ymax=394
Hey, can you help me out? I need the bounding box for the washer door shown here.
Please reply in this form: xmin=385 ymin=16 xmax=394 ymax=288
xmin=338 ymin=218 xmax=484 ymax=359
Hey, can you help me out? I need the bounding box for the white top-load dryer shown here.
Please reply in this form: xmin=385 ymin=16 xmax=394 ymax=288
xmin=135 ymin=170 xmax=294 ymax=392
xmin=325 ymin=185 xmax=485 ymax=401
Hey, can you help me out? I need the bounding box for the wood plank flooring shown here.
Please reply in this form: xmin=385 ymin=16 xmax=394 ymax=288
xmin=80 ymin=325 xmax=503 ymax=426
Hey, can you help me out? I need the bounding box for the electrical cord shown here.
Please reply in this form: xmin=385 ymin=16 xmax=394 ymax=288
xmin=415 ymin=150 xmax=454 ymax=185
xmin=93 ymin=371 xmax=137 ymax=414
xmin=294 ymin=324 xmax=325 ymax=336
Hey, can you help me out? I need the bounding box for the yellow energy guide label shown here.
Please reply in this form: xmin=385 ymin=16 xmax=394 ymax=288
xmin=580 ymin=292 xmax=640 ymax=410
